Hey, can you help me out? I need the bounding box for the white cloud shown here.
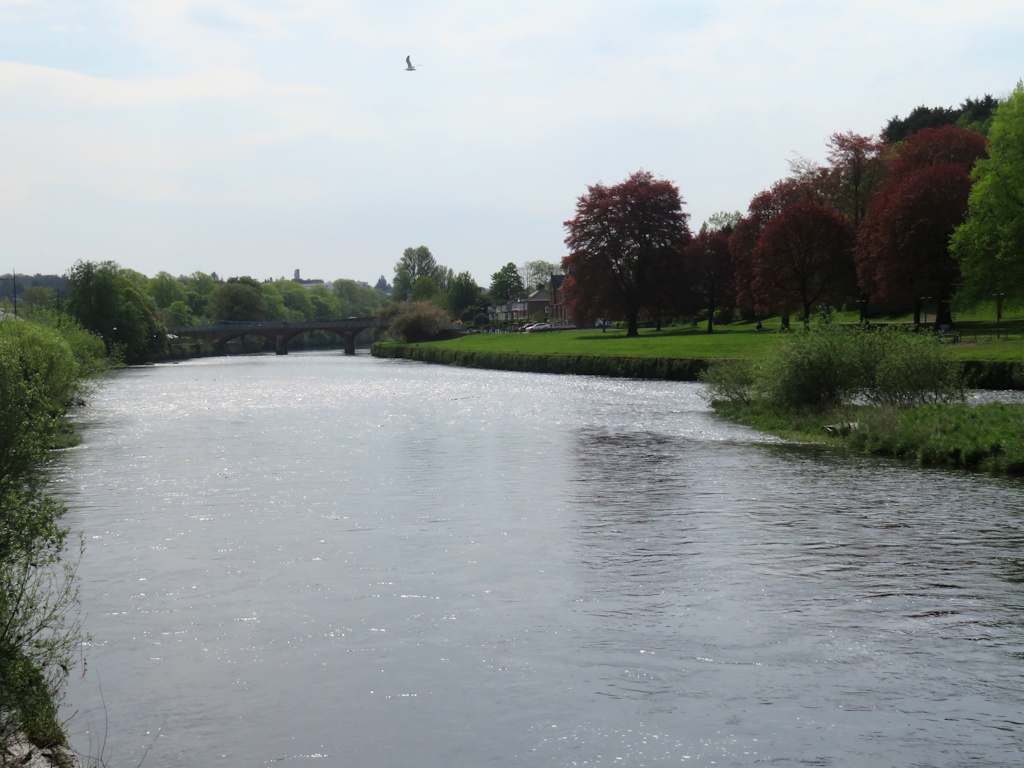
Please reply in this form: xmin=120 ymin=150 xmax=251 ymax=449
xmin=3 ymin=0 xmax=1023 ymax=281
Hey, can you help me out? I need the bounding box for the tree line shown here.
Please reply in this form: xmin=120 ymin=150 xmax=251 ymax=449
xmin=388 ymin=245 xmax=561 ymax=318
xmin=8 ymin=264 xmax=398 ymax=362
xmin=562 ymin=84 xmax=1023 ymax=336
xmin=11 ymin=85 xmax=1019 ymax=349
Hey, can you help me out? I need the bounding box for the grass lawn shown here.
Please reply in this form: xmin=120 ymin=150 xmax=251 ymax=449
xmin=429 ymin=322 xmax=781 ymax=359
xmin=422 ymin=315 xmax=1024 ymax=363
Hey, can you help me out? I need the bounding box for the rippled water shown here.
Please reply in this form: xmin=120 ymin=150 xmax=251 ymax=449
xmin=53 ymin=352 xmax=1024 ymax=766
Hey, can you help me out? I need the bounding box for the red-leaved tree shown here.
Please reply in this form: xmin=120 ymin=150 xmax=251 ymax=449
xmin=826 ymin=131 xmax=886 ymax=228
xmin=683 ymin=230 xmax=733 ymax=332
xmin=562 ymin=170 xmax=691 ymax=336
xmin=730 ymin=179 xmax=805 ymax=322
xmin=751 ymin=200 xmax=856 ymax=323
xmin=856 ymin=125 xmax=987 ymax=325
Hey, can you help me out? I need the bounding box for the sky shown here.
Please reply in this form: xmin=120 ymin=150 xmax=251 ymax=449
xmin=2 ymin=1 xmax=1022 ymax=288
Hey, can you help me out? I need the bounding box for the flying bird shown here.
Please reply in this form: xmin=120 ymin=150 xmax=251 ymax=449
xmin=405 ymin=55 xmax=416 ymax=71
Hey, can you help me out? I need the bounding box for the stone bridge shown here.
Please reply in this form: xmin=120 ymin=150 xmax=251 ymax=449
xmin=169 ymin=317 xmax=386 ymax=355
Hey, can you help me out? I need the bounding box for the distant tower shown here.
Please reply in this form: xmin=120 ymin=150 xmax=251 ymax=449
xmin=294 ymin=269 xmax=301 ymax=281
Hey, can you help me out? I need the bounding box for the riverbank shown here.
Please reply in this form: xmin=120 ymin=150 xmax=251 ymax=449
xmin=372 ymin=325 xmax=1024 ymax=476
xmin=712 ymin=400 xmax=1024 ymax=476
xmin=371 ymin=326 xmax=1024 ymax=389
xmin=0 ymin=317 xmax=101 ymax=767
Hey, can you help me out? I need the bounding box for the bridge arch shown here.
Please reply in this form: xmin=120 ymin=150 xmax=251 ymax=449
xmin=169 ymin=318 xmax=386 ymax=356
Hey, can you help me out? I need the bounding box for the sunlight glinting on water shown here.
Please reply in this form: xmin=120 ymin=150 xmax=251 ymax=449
xmin=55 ymin=353 xmax=1024 ymax=767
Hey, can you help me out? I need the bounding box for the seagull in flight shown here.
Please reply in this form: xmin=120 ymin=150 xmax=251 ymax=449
xmin=405 ymin=55 xmax=416 ymax=71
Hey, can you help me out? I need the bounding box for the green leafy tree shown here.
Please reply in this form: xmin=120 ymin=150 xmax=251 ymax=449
xmin=704 ymin=210 xmax=741 ymax=235
xmin=445 ymin=271 xmax=481 ymax=315
xmin=185 ymin=271 xmax=217 ymax=318
xmin=952 ymin=81 xmax=1024 ymax=304
xmin=433 ymin=265 xmax=454 ymax=293
xmin=410 ymin=275 xmax=441 ymax=303
xmin=518 ymin=260 xmax=560 ymax=291
xmin=166 ymin=300 xmax=195 ymax=326
xmin=21 ymin=286 xmax=56 ymax=310
xmin=393 ymin=246 xmax=439 ymax=299
xmin=65 ymin=260 xmax=164 ymax=362
xmin=261 ymin=288 xmax=288 ymax=321
xmin=148 ymin=271 xmax=187 ymax=309
xmin=267 ymin=280 xmax=314 ymax=320
xmin=308 ymin=284 xmax=341 ymax=320
xmin=333 ymin=279 xmax=388 ymax=316
xmin=120 ymin=267 xmax=150 ymax=294
xmin=208 ymin=278 xmax=266 ymax=321
xmin=489 ymin=263 xmax=524 ymax=305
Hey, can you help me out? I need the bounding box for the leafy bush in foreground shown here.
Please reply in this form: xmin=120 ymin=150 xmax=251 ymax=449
xmin=0 ymin=320 xmax=86 ymax=755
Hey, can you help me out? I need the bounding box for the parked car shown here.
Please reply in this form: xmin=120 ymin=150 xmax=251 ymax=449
xmin=520 ymin=322 xmax=537 ymax=332
xmin=527 ymin=322 xmax=552 ymax=332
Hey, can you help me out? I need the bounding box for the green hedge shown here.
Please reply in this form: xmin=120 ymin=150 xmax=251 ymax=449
xmin=372 ymin=342 xmax=709 ymax=380
xmin=374 ymin=341 xmax=1024 ymax=390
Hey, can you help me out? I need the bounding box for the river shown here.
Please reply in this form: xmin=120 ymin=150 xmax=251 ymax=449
xmin=53 ymin=352 xmax=1024 ymax=767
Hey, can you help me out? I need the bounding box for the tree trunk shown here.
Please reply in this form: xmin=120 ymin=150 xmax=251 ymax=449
xmin=626 ymin=311 xmax=639 ymax=337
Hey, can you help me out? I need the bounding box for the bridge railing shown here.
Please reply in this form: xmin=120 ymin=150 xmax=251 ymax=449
xmin=169 ymin=317 xmax=384 ymax=334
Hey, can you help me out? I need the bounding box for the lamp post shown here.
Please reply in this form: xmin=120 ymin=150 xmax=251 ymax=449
xmin=994 ymin=292 xmax=1005 ymax=338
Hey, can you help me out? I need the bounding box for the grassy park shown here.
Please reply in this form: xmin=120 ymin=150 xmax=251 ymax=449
xmin=381 ymin=304 xmax=1024 ymax=367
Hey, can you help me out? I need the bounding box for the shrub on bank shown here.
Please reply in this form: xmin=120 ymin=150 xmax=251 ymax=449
xmin=702 ymin=319 xmax=964 ymax=412
xmin=381 ymin=302 xmax=452 ymax=343
xmin=863 ymin=327 xmax=965 ymax=408
xmin=700 ymin=320 xmax=1024 ymax=475
xmin=0 ymin=319 xmax=90 ymax=757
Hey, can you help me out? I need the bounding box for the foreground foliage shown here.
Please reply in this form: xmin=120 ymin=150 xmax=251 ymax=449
xmin=0 ymin=318 xmax=103 ymax=760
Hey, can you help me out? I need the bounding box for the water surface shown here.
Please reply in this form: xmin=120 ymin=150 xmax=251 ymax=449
xmin=55 ymin=353 xmax=1024 ymax=766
